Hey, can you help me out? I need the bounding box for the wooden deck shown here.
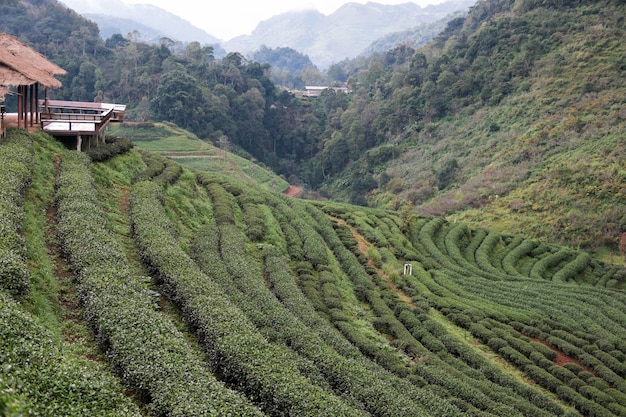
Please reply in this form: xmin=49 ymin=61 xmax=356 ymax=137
xmin=37 ymin=99 xmax=126 ymax=150
xmin=1 ymin=99 xmax=126 ymax=149
xmin=39 ymin=99 xmax=125 ymax=134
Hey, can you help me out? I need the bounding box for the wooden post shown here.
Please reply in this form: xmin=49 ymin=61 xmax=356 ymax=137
xmin=29 ymin=84 xmax=34 ymax=127
xmin=0 ymin=104 xmax=5 ymax=139
xmin=77 ymin=135 xmax=82 ymax=152
xmin=35 ymin=84 xmax=40 ymax=125
xmin=17 ymin=86 xmax=23 ymax=128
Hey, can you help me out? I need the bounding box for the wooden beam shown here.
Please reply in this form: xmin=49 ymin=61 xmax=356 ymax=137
xmin=35 ymin=84 xmax=40 ymax=125
xmin=29 ymin=84 xmax=35 ymax=127
xmin=17 ymin=86 xmax=22 ymax=128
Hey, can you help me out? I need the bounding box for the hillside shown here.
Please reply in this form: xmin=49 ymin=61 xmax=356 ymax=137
xmin=4 ymin=0 xmax=622 ymax=259
xmin=308 ymin=0 xmax=626 ymax=259
xmin=106 ymin=121 xmax=291 ymax=193
xmin=2 ymin=129 xmax=626 ymax=415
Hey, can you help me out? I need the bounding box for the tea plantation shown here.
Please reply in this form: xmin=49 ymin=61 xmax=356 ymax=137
xmin=2 ymin=131 xmax=626 ymax=416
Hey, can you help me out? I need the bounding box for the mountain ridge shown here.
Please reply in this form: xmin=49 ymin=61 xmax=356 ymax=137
xmin=224 ymin=0 xmax=476 ymax=68
xmin=61 ymin=0 xmax=475 ymax=68
xmin=60 ymin=0 xmax=220 ymax=44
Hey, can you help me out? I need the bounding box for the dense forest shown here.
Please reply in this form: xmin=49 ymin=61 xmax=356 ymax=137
xmin=1 ymin=0 xmax=625 ymax=256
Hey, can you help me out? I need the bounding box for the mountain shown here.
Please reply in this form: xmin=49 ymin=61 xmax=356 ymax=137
xmin=59 ymin=0 xmax=220 ymax=44
xmin=2 ymin=0 xmax=623 ymax=259
xmin=58 ymin=0 xmax=474 ymax=67
xmin=361 ymin=9 xmax=468 ymax=55
xmin=224 ymin=0 xmax=476 ymax=69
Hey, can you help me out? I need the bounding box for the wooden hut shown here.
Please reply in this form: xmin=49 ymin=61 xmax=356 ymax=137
xmin=0 ymin=33 xmax=126 ymax=149
xmin=0 ymin=33 xmax=67 ymax=132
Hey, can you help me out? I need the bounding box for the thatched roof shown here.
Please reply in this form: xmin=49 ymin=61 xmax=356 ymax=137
xmin=0 ymin=85 xmax=10 ymax=102
xmin=0 ymin=33 xmax=67 ymax=94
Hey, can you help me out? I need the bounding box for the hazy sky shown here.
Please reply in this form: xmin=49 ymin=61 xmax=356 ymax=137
xmin=120 ymin=1 xmax=449 ymax=40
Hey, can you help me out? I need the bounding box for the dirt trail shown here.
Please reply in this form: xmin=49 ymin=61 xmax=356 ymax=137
xmin=45 ymin=154 xmax=92 ymax=348
xmin=283 ymin=185 xmax=303 ymax=197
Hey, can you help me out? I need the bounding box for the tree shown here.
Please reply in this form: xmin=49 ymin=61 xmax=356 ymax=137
xmin=619 ymin=232 xmax=626 ymax=261
xmin=71 ymin=59 xmax=97 ymax=101
xmin=105 ymin=33 xmax=128 ymax=49
xmin=185 ymin=41 xmax=214 ymax=65
xmin=152 ymin=69 xmax=208 ymax=135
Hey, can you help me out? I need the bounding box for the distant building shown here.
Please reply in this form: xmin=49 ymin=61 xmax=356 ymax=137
xmin=304 ymin=85 xmax=351 ymax=98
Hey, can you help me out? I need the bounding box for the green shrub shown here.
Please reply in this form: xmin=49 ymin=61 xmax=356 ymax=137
xmin=501 ymin=238 xmax=537 ymax=277
xmin=153 ymin=160 xmax=182 ymax=186
xmin=86 ymin=137 xmax=133 ymax=162
xmin=205 ymin=182 xmax=237 ymax=225
xmin=551 ymin=252 xmax=591 ymax=283
xmin=0 ymin=292 xmax=141 ymax=416
xmin=530 ymin=351 xmax=555 ymax=369
xmin=132 ymin=150 xmax=166 ymax=183
xmin=530 ymin=249 xmax=572 ymax=281
xmin=240 ymin=202 xmax=267 ymax=242
xmin=56 ymin=154 xmax=263 ymax=416
xmin=0 ymin=133 xmax=33 ymax=296
xmin=487 ymin=337 xmax=508 ymax=352
xmin=563 ymin=363 xmax=584 ymax=375
xmin=500 ymin=346 xmax=533 ymax=367
xmin=530 ymin=340 xmax=558 ymax=360
xmin=524 ymin=364 xmax=562 ymax=391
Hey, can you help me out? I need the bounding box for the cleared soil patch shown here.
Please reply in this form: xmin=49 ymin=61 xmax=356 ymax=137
xmin=283 ymin=185 xmax=303 ymax=197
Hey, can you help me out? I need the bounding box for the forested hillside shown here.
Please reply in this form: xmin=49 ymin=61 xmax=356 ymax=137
xmin=1 ymin=0 xmax=623 ymax=258
xmin=313 ymin=0 xmax=626 ymax=257
xmin=2 ymin=127 xmax=626 ymax=416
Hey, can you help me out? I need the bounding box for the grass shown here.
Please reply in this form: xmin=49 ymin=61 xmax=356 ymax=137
xmin=22 ymin=144 xmax=61 ymax=333
xmin=107 ymin=121 xmax=290 ymax=193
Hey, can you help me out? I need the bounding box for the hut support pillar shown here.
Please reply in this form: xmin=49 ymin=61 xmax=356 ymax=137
xmin=77 ymin=135 xmax=82 ymax=152
xmin=17 ymin=85 xmax=23 ymax=128
xmin=29 ymin=84 xmax=33 ymax=127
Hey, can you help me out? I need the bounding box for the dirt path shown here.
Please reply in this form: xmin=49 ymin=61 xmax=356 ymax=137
xmin=283 ymin=185 xmax=303 ymax=197
xmin=45 ymin=154 xmax=96 ymax=353
xmin=524 ymin=334 xmax=598 ymax=374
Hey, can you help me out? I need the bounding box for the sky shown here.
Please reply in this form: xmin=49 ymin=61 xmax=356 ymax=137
xmin=122 ymin=0 xmax=449 ymax=41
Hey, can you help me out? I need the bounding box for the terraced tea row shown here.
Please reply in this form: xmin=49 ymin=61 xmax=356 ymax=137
xmin=54 ymin=152 xmax=263 ymax=416
xmin=4 ymin=133 xmax=625 ymax=416
xmin=0 ymin=133 xmax=141 ymax=416
xmin=323 ymin=204 xmax=626 ymax=416
xmin=130 ymin=180 xmax=370 ymax=416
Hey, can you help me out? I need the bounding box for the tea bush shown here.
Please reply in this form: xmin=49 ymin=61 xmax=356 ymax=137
xmin=56 ymin=154 xmax=263 ymax=416
xmin=0 ymin=133 xmax=33 ymax=295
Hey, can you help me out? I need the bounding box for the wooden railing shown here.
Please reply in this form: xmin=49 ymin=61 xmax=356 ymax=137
xmin=38 ymin=100 xmax=125 ymax=123
xmin=40 ymin=107 xmax=113 ymax=123
xmin=37 ymin=99 xmax=124 ymax=135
